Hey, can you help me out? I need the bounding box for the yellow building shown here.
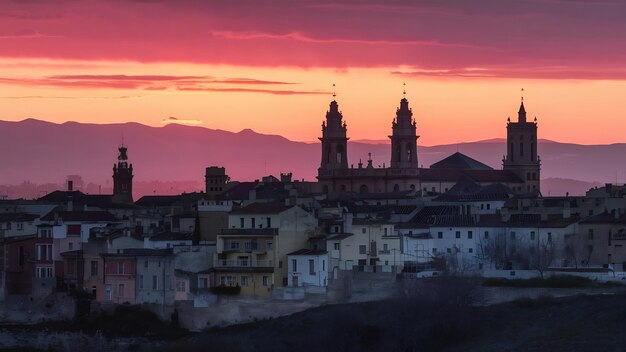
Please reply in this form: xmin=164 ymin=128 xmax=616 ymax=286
xmin=214 ymin=202 xmax=317 ymax=297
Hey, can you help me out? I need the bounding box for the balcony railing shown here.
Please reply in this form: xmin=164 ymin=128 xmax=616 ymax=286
xmin=213 ymin=259 xmax=274 ymax=268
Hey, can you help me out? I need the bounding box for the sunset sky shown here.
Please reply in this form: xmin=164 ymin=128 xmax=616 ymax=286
xmin=1 ymin=0 xmax=625 ymax=145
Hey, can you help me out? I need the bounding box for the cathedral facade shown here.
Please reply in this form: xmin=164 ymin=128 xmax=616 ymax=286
xmin=317 ymin=95 xmax=541 ymax=196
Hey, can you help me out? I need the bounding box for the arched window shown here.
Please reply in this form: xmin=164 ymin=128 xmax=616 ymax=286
xmin=393 ymin=184 xmax=400 ymax=192
xmin=520 ymin=142 xmax=524 ymax=157
xmin=359 ymin=184 xmax=369 ymax=194
xmin=510 ymin=143 xmax=514 ymax=161
xmin=396 ymin=146 xmax=401 ymax=162
xmin=530 ymin=142 xmax=535 ymax=161
xmin=406 ymin=143 xmax=412 ymax=162
xmin=340 ymin=184 xmax=347 ymax=192
xmin=410 ymin=184 xmax=416 ymax=191
xmin=336 ymin=145 xmax=343 ymax=163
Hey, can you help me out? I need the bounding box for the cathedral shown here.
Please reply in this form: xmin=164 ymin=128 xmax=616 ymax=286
xmin=317 ymin=94 xmax=541 ymax=196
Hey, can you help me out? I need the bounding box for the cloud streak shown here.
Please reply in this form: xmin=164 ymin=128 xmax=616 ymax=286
xmin=0 ymin=74 xmax=301 ymax=91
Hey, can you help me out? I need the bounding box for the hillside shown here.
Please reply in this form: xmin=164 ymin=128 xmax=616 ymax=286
xmin=0 ymin=119 xmax=623 ymax=197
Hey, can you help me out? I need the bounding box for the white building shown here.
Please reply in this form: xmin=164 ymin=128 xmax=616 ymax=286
xmin=287 ymin=249 xmax=329 ymax=287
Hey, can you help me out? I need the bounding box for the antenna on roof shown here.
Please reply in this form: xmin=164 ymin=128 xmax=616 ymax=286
xmin=403 ymin=82 xmax=406 ymax=98
xmin=521 ymin=87 xmax=524 ymax=103
xmin=332 ymin=83 xmax=336 ymax=100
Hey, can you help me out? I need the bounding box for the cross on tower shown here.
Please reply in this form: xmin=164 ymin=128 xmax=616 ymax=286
xmin=332 ymin=83 xmax=336 ymax=99
xmin=521 ymin=88 xmax=524 ymax=102
xmin=403 ymin=82 xmax=406 ymax=97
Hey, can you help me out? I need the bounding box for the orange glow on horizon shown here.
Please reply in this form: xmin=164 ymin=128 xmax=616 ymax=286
xmin=0 ymin=59 xmax=625 ymax=146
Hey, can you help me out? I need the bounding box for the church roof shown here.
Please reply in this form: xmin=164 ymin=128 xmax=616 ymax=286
xmin=430 ymin=152 xmax=493 ymax=170
xmin=434 ymin=177 xmax=513 ymax=201
xmin=419 ymin=168 xmax=523 ymax=183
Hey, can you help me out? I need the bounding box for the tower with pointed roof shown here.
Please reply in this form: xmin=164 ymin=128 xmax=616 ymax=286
xmin=503 ymin=97 xmax=541 ymax=194
xmin=319 ymin=97 xmax=349 ymax=171
xmin=389 ymin=90 xmax=419 ymax=169
xmin=112 ymin=144 xmax=134 ymax=203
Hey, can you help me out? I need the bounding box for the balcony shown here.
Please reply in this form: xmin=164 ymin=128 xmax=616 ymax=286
xmin=220 ymin=228 xmax=278 ymax=236
xmin=213 ymin=258 xmax=274 ymax=271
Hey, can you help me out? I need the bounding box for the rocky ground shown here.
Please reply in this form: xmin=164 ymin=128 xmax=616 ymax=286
xmin=1 ymin=278 xmax=625 ymax=351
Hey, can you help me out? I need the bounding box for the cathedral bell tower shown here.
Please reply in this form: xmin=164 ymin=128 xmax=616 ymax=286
xmin=503 ymin=95 xmax=541 ymax=194
xmin=319 ymin=98 xmax=349 ymax=170
xmin=112 ymin=144 xmax=134 ymax=203
xmin=389 ymin=89 xmax=419 ymax=169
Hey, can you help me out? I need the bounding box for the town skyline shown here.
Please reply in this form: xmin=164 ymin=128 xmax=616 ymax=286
xmin=1 ymin=0 xmax=626 ymax=145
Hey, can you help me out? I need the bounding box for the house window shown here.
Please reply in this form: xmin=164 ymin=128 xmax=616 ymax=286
xmin=198 ymin=277 xmax=208 ymax=289
xmin=588 ymin=229 xmax=594 ymax=240
xmin=438 ymin=232 xmax=443 ymax=239
xmin=241 ymin=276 xmax=249 ymax=287
xmin=486 ymin=204 xmax=491 ymax=210
xmin=384 ymin=228 xmax=388 ymax=236
xmin=240 ymin=217 xmax=244 ymax=228
xmin=68 ymin=242 xmax=73 ymax=251
xmin=267 ymin=241 xmax=273 ymax=250
xmin=309 ymin=259 xmax=315 ymax=275
xmin=251 ymin=218 xmax=256 ymax=228
xmin=383 ymin=243 xmax=389 ymax=251
xmin=469 ymin=248 xmax=473 ymax=253
xmin=510 ymin=232 xmax=516 ymax=241
xmin=334 ymin=243 xmax=340 ymax=250
xmin=90 ymin=261 xmax=98 ymax=276
xmin=118 ymin=284 xmax=125 ymax=297
xmin=292 ymin=259 xmax=298 ymax=272
xmin=484 ymin=231 xmax=489 ymax=239
xmin=139 ymin=275 xmax=144 ymax=289
xmin=362 ymin=228 xmax=366 ymax=234
xmin=455 ymin=231 xmax=460 ymax=239
xmin=144 ymin=260 xmax=148 ymax=269
xmin=16 ymin=223 xmax=23 ymax=231
xmin=322 ymin=260 xmax=325 ymax=271
xmin=530 ymin=231 xmax=536 ymax=241
xmin=176 ymin=281 xmax=186 ymax=292
xmin=432 ymin=248 xmax=437 ymax=254
xmin=359 ymin=245 xmax=366 ymax=254
xmin=117 ymin=262 xmax=125 ymax=275
xmin=446 ymin=248 xmax=451 ymax=253
xmin=262 ymin=276 xmax=269 ymax=286
xmin=547 ymin=232 xmax=552 ymax=242
xmin=266 ymin=217 xmax=271 ymax=228
xmin=481 ymin=204 xmax=484 ymax=210
xmin=152 ymin=275 xmax=158 ymax=290
xmin=36 ymin=244 xmax=52 ymax=261
xmin=105 ymin=284 xmax=112 ymax=300
xmin=468 ymin=231 xmax=473 ymax=239
xmin=36 ymin=267 xmax=53 ymax=278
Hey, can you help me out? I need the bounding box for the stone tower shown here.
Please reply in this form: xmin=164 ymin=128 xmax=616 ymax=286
xmin=205 ymin=166 xmax=229 ymax=195
xmin=319 ymin=99 xmax=349 ymax=170
xmin=112 ymin=144 xmax=133 ymax=203
xmin=389 ymin=95 xmax=419 ymax=169
xmin=503 ymin=100 xmax=541 ymax=194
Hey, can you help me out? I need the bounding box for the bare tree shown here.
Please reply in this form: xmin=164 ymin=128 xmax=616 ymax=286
xmin=476 ymin=234 xmax=510 ymax=270
xmin=564 ymin=233 xmax=593 ymax=269
xmin=528 ymin=239 xmax=556 ymax=279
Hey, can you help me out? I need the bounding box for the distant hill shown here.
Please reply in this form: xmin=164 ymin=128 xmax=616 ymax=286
xmin=0 ymin=119 xmax=623 ymax=197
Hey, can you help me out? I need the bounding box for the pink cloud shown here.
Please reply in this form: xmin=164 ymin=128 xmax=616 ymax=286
xmin=0 ymin=1 xmax=625 ymax=79
xmin=176 ymin=86 xmax=329 ymax=95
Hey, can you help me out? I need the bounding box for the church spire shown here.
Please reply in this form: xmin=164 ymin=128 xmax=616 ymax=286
xmin=518 ymin=88 xmax=527 ymax=123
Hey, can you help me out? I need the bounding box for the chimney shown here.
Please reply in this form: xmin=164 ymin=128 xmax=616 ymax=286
xmin=67 ymin=180 xmax=73 ymax=191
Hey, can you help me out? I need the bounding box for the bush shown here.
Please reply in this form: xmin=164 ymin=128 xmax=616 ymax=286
xmin=483 ymin=275 xmax=592 ymax=288
xmin=513 ymin=295 xmax=555 ymax=309
xmin=211 ymin=284 xmax=242 ymax=295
